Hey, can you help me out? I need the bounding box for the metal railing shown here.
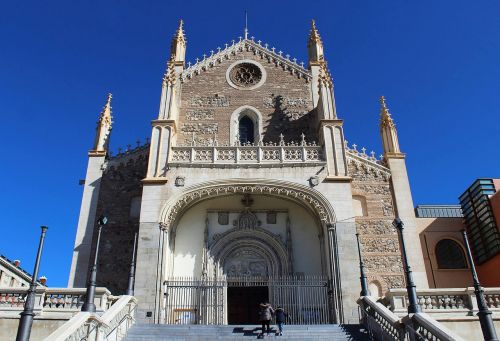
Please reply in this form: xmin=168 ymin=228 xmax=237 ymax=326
xmin=163 ymin=275 xmax=330 ymax=325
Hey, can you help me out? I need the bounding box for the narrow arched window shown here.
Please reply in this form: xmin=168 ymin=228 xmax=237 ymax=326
xmin=435 ymin=239 xmax=468 ymax=269
xmin=239 ymin=116 xmax=254 ymax=144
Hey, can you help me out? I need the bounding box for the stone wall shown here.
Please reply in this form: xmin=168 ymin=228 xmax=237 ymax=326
xmin=348 ymin=157 xmax=405 ymax=295
xmin=89 ymin=146 xmax=149 ymax=294
xmin=178 ymin=49 xmax=316 ymax=146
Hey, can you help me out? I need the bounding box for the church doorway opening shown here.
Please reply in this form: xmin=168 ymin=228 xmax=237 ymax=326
xmin=227 ymin=286 xmax=268 ymax=324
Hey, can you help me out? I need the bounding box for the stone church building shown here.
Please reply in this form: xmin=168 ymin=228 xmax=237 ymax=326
xmin=68 ymin=20 xmax=429 ymax=325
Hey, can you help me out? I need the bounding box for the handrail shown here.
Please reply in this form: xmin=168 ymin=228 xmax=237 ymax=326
xmin=358 ymin=295 xmax=466 ymax=341
xmin=43 ymin=295 xmax=137 ymax=341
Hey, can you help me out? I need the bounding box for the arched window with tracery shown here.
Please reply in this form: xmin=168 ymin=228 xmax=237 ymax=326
xmin=435 ymin=239 xmax=468 ymax=269
xmin=239 ymin=116 xmax=254 ymax=144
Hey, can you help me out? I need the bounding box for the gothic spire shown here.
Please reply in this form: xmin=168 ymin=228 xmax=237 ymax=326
xmin=308 ymin=19 xmax=324 ymax=65
xmin=379 ymin=96 xmax=402 ymax=156
xmin=170 ymin=19 xmax=186 ymax=65
xmin=91 ymin=93 xmax=113 ymax=155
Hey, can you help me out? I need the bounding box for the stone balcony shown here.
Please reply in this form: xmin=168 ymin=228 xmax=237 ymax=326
xmin=169 ymin=140 xmax=324 ymax=167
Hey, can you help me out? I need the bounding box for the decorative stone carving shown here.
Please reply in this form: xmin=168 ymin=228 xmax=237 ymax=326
xmin=229 ymin=62 xmax=262 ymax=87
xmin=175 ymin=176 xmax=185 ymax=187
xmin=382 ymin=199 xmax=394 ymax=216
xmin=224 ymin=249 xmax=268 ymax=277
xmin=284 ymin=148 xmax=302 ymax=161
xmin=382 ymin=275 xmax=405 ymax=289
xmin=186 ymin=110 xmax=214 ymax=120
xmin=218 ymin=212 xmax=229 ymax=225
xmin=364 ymin=256 xmax=403 ymax=273
xmin=189 ymin=95 xmax=230 ymax=107
xmin=161 ymin=183 xmax=333 ymax=229
xmin=267 ymin=211 xmax=277 ymax=224
xmin=262 ymin=94 xmax=310 ymax=121
xmin=356 ymin=220 xmax=395 ymax=235
xmin=233 ymin=208 xmax=260 ymax=229
xmin=181 ymin=123 xmax=218 ymax=134
xmin=353 ymin=184 xmax=391 ymax=195
xmin=171 ymin=149 xmax=191 ymax=162
xmin=309 ymin=176 xmax=320 ymax=187
xmin=361 ymin=237 xmax=399 ymax=253
xmin=194 ymin=149 xmax=213 ymax=161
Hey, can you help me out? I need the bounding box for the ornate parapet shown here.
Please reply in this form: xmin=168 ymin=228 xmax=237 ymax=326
xmin=170 ymin=143 xmax=323 ymax=166
xmin=0 ymin=287 xmax=114 ymax=318
xmin=387 ymin=287 xmax=500 ymax=317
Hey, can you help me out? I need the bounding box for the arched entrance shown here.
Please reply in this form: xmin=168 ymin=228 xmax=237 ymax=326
xmin=158 ymin=179 xmax=340 ymax=325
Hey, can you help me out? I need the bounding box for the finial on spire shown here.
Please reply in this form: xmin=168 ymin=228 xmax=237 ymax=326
xmin=244 ymin=10 xmax=249 ymax=39
xmin=308 ymin=19 xmax=324 ymax=66
xmin=170 ymin=19 xmax=187 ymax=65
xmin=379 ymin=96 xmax=403 ymax=156
xmin=379 ymin=96 xmax=394 ymax=128
xmin=91 ymin=93 xmax=113 ymax=155
xmin=308 ymin=19 xmax=323 ymax=47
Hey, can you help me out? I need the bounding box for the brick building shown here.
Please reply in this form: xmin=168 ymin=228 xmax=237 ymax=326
xmin=68 ymin=20 xmax=430 ymax=325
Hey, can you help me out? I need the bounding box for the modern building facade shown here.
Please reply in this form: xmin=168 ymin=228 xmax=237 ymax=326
xmin=68 ymin=19 xmax=433 ymax=325
xmin=460 ymin=178 xmax=500 ymax=286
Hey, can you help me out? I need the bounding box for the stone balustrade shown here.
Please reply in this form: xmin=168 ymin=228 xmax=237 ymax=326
xmin=387 ymin=287 xmax=500 ymax=317
xmin=170 ymin=145 xmax=323 ymax=166
xmin=0 ymin=287 xmax=113 ymax=318
xmin=358 ymin=296 xmax=466 ymax=341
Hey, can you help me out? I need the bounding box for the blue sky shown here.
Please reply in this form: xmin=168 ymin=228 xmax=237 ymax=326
xmin=1 ymin=1 xmax=499 ymax=287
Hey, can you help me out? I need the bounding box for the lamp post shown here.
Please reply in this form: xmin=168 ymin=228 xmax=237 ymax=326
xmin=82 ymin=215 xmax=107 ymax=312
xmin=355 ymin=233 xmax=370 ymax=296
xmin=393 ymin=218 xmax=421 ymax=314
xmin=16 ymin=226 xmax=48 ymax=341
xmin=461 ymin=230 xmax=499 ymax=341
xmin=126 ymin=232 xmax=138 ymax=296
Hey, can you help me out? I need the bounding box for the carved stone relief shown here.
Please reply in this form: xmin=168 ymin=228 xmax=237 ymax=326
xmin=186 ymin=110 xmax=215 ymax=120
xmin=181 ymin=123 xmax=218 ymax=134
xmin=364 ymin=256 xmax=403 ymax=273
xmin=356 ymin=220 xmax=395 ymax=235
xmin=189 ymin=95 xmax=230 ymax=107
xmin=262 ymin=94 xmax=310 ymax=121
xmin=353 ymin=184 xmax=391 ymax=195
xmin=218 ymin=212 xmax=229 ymax=225
xmin=361 ymin=237 xmax=399 ymax=253
xmin=224 ymin=249 xmax=268 ymax=277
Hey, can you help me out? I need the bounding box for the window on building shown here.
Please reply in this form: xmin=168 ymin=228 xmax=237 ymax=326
xmin=239 ymin=116 xmax=254 ymax=144
xmin=435 ymin=239 xmax=468 ymax=269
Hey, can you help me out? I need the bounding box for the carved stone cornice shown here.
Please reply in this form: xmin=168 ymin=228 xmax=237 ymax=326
xmin=159 ymin=179 xmax=336 ymax=230
xmin=151 ymin=119 xmax=177 ymax=132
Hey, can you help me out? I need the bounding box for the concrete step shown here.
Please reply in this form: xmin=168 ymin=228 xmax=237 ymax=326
xmin=123 ymin=324 xmax=370 ymax=341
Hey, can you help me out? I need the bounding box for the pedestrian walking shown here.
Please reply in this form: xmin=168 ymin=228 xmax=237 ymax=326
xmin=258 ymin=302 xmax=274 ymax=337
xmin=274 ymin=306 xmax=288 ymax=336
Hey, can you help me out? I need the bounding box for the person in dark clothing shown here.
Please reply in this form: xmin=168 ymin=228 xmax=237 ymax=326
xmin=258 ymin=302 xmax=274 ymax=337
xmin=274 ymin=306 xmax=288 ymax=336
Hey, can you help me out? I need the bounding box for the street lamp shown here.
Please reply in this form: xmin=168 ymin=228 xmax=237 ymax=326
xmin=16 ymin=226 xmax=48 ymax=341
xmin=82 ymin=215 xmax=107 ymax=312
xmin=461 ymin=230 xmax=499 ymax=341
xmin=126 ymin=232 xmax=138 ymax=296
xmin=355 ymin=233 xmax=370 ymax=296
xmin=393 ymin=218 xmax=421 ymax=314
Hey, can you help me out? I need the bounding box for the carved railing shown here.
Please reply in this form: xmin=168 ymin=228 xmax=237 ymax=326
xmin=170 ymin=145 xmax=323 ymax=165
xmin=0 ymin=287 xmax=113 ymax=318
xmin=358 ymin=296 xmax=405 ymax=340
xmin=387 ymin=287 xmax=500 ymax=316
xmin=358 ymin=296 xmax=466 ymax=341
xmin=44 ymin=295 xmax=137 ymax=341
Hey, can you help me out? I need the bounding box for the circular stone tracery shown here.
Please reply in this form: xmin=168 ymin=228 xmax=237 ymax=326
xmin=229 ymin=63 xmax=262 ymax=87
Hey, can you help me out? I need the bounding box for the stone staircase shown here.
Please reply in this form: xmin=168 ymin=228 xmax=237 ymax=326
xmin=123 ymin=324 xmax=370 ymax=340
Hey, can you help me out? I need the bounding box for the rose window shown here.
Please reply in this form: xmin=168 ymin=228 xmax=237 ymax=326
xmin=229 ymin=63 xmax=262 ymax=87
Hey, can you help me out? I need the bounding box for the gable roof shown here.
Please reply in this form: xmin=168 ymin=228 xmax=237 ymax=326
xmin=180 ymin=37 xmax=312 ymax=83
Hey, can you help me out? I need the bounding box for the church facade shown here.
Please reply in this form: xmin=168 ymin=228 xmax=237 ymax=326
xmin=68 ymin=20 xmax=428 ymax=325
